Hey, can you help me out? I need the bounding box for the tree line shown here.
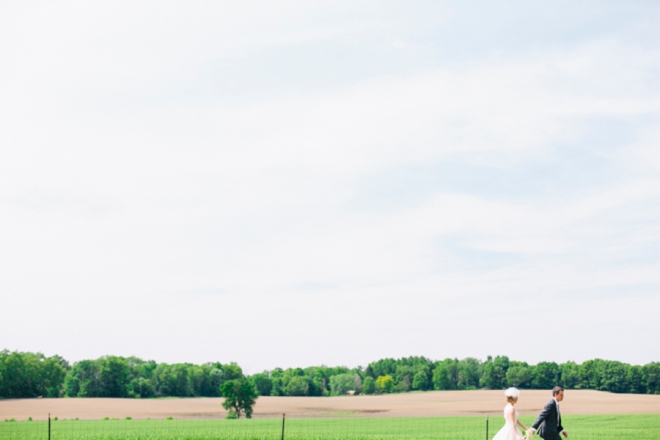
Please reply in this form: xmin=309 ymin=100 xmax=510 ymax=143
xmin=1 ymin=350 xmax=659 ymax=400
xmin=250 ymin=356 xmax=660 ymax=396
xmin=0 ymin=351 xmax=244 ymax=399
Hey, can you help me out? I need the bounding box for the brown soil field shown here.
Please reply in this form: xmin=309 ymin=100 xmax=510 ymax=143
xmin=2 ymin=390 xmax=660 ymax=421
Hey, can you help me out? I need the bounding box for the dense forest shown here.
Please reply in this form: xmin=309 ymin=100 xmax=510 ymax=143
xmin=1 ymin=350 xmax=658 ymax=399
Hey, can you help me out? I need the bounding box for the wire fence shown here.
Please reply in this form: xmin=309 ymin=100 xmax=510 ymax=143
xmin=1 ymin=413 xmax=659 ymax=440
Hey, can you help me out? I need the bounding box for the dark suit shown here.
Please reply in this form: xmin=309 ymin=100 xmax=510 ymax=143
xmin=532 ymin=398 xmax=564 ymax=440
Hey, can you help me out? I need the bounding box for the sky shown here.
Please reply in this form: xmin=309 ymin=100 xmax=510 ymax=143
xmin=1 ymin=1 xmax=659 ymax=374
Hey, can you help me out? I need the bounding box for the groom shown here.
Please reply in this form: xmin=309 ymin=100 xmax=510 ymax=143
xmin=529 ymin=387 xmax=568 ymax=439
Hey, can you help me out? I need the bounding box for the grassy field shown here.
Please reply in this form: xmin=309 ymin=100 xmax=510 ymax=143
xmin=1 ymin=414 xmax=659 ymax=440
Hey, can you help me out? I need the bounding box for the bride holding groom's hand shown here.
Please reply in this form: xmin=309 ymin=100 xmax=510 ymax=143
xmin=491 ymin=388 xmax=530 ymax=440
xmin=493 ymin=387 xmax=568 ymax=440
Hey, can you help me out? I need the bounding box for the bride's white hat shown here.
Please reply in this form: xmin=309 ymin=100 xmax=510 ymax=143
xmin=504 ymin=387 xmax=520 ymax=398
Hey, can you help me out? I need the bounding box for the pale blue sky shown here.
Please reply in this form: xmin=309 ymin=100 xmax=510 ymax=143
xmin=1 ymin=1 xmax=659 ymax=372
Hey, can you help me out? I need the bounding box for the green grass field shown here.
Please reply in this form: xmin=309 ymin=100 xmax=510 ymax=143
xmin=1 ymin=414 xmax=659 ymax=440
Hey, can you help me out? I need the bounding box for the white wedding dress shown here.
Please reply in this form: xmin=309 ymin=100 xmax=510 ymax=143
xmin=492 ymin=403 xmax=523 ymax=440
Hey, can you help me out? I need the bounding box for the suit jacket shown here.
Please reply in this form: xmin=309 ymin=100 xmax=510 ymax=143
xmin=532 ymin=398 xmax=563 ymax=440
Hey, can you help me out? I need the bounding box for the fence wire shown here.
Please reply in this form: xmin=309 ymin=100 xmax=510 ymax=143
xmin=0 ymin=414 xmax=658 ymax=440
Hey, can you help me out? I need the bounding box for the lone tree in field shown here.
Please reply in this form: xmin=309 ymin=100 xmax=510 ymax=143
xmin=221 ymin=379 xmax=258 ymax=419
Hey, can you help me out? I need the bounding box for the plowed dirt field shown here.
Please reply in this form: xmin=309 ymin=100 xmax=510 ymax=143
xmin=2 ymin=390 xmax=659 ymax=421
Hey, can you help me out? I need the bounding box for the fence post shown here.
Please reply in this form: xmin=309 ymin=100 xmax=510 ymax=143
xmin=281 ymin=413 xmax=286 ymax=440
xmin=48 ymin=413 xmax=51 ymax=440
xmin=485 ymin=414 xmax=488 ymax=440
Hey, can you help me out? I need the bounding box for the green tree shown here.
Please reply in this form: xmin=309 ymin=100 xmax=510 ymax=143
xmin=97 ymin=356 xmax=130 ymax=397
xmin=252 ymin=373 xmax=273 ymax=396
xmin=362 ymin=376 xmax=376 ymax=394
xmin=126 ymin=357 xmax=156 ymax=381
xmin=129 ymin=377 xmax=155 ymax=398
xmin=559 ymin=362 xmax=580 ymax=389
xmin=433 ymin=359 xmax=459 ymax=390
xmin=412 ymin=368 xmax=430 ymax=391
xmin=643 ymin=363 xmax=660 ymax=394
xmin=65 ymin=360 xmax=100 ymax=397
xmin=531 ymin=362 xmax=560 ymax=390
xmin=578 ymin=359 xmax=605 ymax=390
xmin=394 ymin=365 xmax=415 ymax=388
xmin=40 ymin=355 xmax=68 ymax=397
xmin=153 ymin=363 xmax=192 ymax=397
xmin=270 ymin=377 xmax=283 ymax=396
xmin=221 ymin=379 xmax=258 ymax=418
xmin=285 ymin=376 xmax=310 ymax=396
xmin=600 ymin=361 xmax=630 ymax=393
xmin=367 ymin=359 xmax=397 ymax=379
xmin=394 ymin=375 xmax=412 ymax=392
xmin=0 ymin=351 xmax=67 ymax=398
xmin=506 ymin=364 xmax=531 ymax=388
xmin=480 ymin=356 xmax=509 ymax=389
xmin=375 ymin=375 xmax=394 ymax=393
xmin=189 ymin=365 xmax=206 ymax=396
xmin=222 ymin=363 xmax=244 ymax=381
xmin=628 ymin=366 xmax=645 ymax=394
xmin=303 ymin=366 xmax=349 ymax=396
xmin=330 ymin=373 xmax=355 ymax=395
xmin=198 ymin=363 xmax=231 ymax=397
xmin=129 ymin=377 xmax=153 ymax=398
xmin=457 ymin=358 xmax=481 ymax=390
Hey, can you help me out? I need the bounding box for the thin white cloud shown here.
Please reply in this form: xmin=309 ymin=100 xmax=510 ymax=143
xmin=0 ymin=2 xmax=659 ymax=369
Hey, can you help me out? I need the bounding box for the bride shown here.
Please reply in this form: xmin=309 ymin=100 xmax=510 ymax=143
xmin=492 ymin=387 xmax=530 ymax=440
